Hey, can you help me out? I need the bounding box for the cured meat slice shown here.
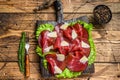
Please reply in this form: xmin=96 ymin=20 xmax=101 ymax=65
xmin=54 ymin=35 xmax=70 ymax=55
xmin=47 ymin=37 xmax=55 ymax=46
xmin=82 ymin=27 xmax=89 ymax=39
xmin=53 ymin=36 xmax=61 ymax=49
xmin=59 ymin=37 xmax=70 ymax=55
xmin=73 ymin=23 xmax=89 ymax=39
xmin=59 ymin=46 xmax=69 ymax=55
xmin=38 ymin=30 xmax=56 ymax=53
xmin=55 ymin=24 xmax=61 ymax=33
xmin=73 ymin=23 xmax=82 ymax=37
xmin=38 ymin=30 xmax=49 ymax=53
xmin=66 ymin=53 xmax=88 ymax=72
xmin=63 ymin=27 xmax=72 ymax=40
xmin=46 ymin=57 xmax=55 ymax=74
xmin=46 ymin=53 xmax=66 ymax=74
xmin=81 ymin=38 xmax=90 ymax=57
xmin=70 ymin=38 xmax=82 ymax=52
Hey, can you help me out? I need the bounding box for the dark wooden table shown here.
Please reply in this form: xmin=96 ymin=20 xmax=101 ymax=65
xmin=0 ymin=0 xmax=120 ymax=80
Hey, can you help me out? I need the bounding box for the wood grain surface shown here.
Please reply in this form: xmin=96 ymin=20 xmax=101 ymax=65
xmin=0 ymin=0 xmax=120 ymax=80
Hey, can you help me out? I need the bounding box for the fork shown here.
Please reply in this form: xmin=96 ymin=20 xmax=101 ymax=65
xmin=25 ymin=33 xmax=30 ymax=77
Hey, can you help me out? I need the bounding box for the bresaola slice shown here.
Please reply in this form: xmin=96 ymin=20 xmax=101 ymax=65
xmin=81 ymin=38 xmax=90 ymax=57
xmin=38 ymin=30 xmax=56 ymax=53
xmin=82 ymin=27 xmax=89 ymax=39
xmin=38 ymin=23 xmax=90 ymax=75
xmin=38 ymin=31 xmax=49 ymax=53
xmin=73 ymin=23 xmax=89 ymax=39
xmin=45 ymin=53 xmax=66 ymax=74
xmin=73 ymin=23 xmax=83 ymax=37
xmin=53 ymin=36 xmax=61 ymax=49
xmin=66 ymin=53 xmax=88 ymax=72
xmin=70 ymin=38 xmax=82 ymax=52
xmin=62 ymin=27 xmax=72 ymax=40
xmin=46 ymin=53 xmax=88 ymax=74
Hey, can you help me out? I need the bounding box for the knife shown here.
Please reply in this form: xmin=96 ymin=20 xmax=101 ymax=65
xmin=25 ymin=33 xmax=30 ymax=77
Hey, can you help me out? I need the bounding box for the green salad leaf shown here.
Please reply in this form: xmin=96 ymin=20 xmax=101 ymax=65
xmin=36 ymin=45 xmax=43 ymax=57
xmin=36 ymin=23 xmax=54 ymax=39
xmin=56 ymin=68 xmax=81 ymax=78
xmin=36 ymin=20 xmax=96 ymax=78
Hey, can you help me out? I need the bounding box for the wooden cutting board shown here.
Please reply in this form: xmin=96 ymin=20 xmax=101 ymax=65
xmin=36 ymin=16 xmax=95 ymax=78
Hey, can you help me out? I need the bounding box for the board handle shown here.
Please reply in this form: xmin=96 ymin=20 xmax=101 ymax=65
xmin=54 ymin=0 xmax=64 ymax=23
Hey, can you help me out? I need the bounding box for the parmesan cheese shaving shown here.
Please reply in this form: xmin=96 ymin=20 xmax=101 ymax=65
xmin=56 ymin=54 xmax=65 ymax=61
xmin=60 ymin=23 xmax=69 ymax=30
xmin=61 ymin=41 xmax=69 ymax=46
xmin=47 ymin=31 xmax=57 ymax=38
xmin=54 ymin=65 xmax=62 ymax=74
xmin=44 ymin=45 xmax=53 ymax=52
xmin=79 ymin=56 xmax=88 ymax=64
xmin=72 ymin=30 xmax=77 ymax=39
xmin=81 ymin=41 xmax=90 ymax=48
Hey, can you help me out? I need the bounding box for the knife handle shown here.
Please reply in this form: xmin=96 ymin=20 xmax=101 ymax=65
xmin=25 ymin=54 xmax=30 ymax=77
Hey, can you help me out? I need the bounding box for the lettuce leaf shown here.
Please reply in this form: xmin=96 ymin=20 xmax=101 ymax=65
xmin=56 ymin=68 xmax=81 ymax=78
xmin=36 ymin=45 xmax=43 ymax=57
xmin=35 ymin=20 xmax=96 ymax=78
xmin=36 ymin=23 xmax=54 ymax=39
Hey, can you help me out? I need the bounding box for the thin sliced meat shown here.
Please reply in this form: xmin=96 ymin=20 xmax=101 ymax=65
xmin=82 ymin=27 xmax=89 ymax=39
xmin=47 ymin=37 xmax=55 ymax=46
xmin=54 ymin=36 xmax=70 ymax=55
xmin=46 ymin=57 xmax=55 ymax=74
xmin=38 ymin=30 xmax=56 ymax=53
xmin=73 ymin=23 xmax=82 ymax=37
xmin=59 ymin=37 xmax=70 ymax=55
xmin=81 ymin=38 xmax=90 ymax=57
xmin=82 ymin=48 xmax=90 ymax=57
xmin=73 ymin=23 xmax=89 ymax=39
xmin=38 ymin=30 xmax=49 ymax=53
xmin=46 ymin=54 xmax=66 ymax=70
xmin=53 ymin=36 xmax=61 ymax=49
xmin=55 ymin=24 xmax=61 ymax=33
xmin=70 ymin=38 xmax=82 ymax=52
xmin=66 ymin=53 xmax=88 ymax=72
xmin=74 ymin=51 xmax=83 ymax=58
xmin=46 ymin=53 xmax=66 ymax=74
xmin=59 ymin=46 xmax=69 ymax=55
xmin=63 ymin=27 xmax=72 ymax=40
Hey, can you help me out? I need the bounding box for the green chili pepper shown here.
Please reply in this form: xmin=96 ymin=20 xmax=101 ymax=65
xmin=18 ymin=32 xmax=26 ymax=73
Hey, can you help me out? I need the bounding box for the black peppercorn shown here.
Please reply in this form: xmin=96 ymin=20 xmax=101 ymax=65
xmin=93 ymin=5 xmax=112 ymax=24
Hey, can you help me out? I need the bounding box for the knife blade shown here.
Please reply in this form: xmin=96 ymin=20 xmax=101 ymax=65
xmin=25 ymin=33 xmax=30 ymax=77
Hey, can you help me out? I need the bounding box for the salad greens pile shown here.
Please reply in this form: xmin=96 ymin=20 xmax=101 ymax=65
xmin=36 ymin=21 xmax=96 ymax=78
